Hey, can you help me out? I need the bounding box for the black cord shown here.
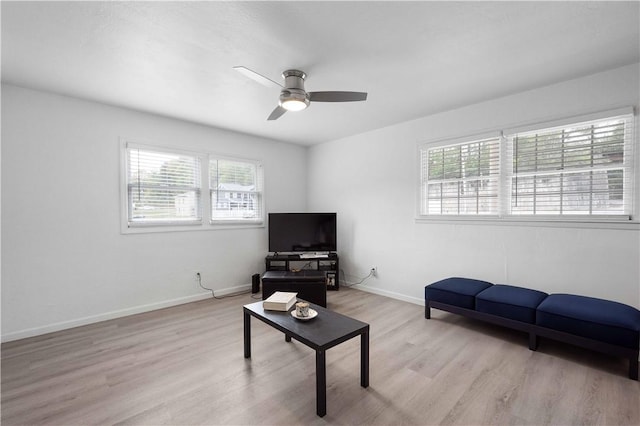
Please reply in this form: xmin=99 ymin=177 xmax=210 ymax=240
xmin=197 ymin=272 xmax=214 ymax=297
xmin=197 ymin=272 xmax=254 ymax=299
xmin=340 ymin=268 xmax=374 ymax=287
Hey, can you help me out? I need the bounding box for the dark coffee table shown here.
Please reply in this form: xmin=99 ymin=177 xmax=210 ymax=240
xmin=243 ymin=300 xmax=369 ymax=417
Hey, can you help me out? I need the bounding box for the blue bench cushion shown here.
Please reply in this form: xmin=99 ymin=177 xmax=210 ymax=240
xmin=476 ymin=285 xmax=548 ymax=324
xmin=537 ymin=294 xmax=640 ymax=349
xmin=425 ymin=277 xmax=493 ymax=309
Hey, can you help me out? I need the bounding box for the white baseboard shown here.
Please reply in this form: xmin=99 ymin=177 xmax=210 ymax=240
xmin=1 ymin=283 xmax=251 ymax=343
xmin=214 ymin=284 xmax=251 ymax=297
xmin=351 ymin=284 xmax=425 ymax=306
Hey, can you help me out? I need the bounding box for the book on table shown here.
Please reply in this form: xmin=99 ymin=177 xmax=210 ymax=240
xmin=263 ymin=291 xmax=298 ymax=311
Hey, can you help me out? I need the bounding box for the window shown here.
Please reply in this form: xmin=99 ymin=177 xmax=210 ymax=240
xmin=508 ymin=116 xmax=632 ymax=216
xmin=123 ymin=142 xmax=264 ymax=231
xmin=127 ymin=146 xmax=202 ymax=226
xmin=420 ymin=137 xmax=501 ymax=215
xmin=418 ymin=109 xmax=635 ymax=222
xmin=210 ymin=158 xmax=263 ymax=223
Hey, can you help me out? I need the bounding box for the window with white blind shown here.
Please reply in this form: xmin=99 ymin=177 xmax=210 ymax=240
xmin=210 ymin=158 xmax=263 ymax=223
xmin=418 ymin=109 xmax=636 ymax=223
xmin=507 ymin=114 xmax=633 ymax=217
xmin=420 ymin=137 xmax=501 ymax=215
xmin=127 ymin=145 xmax=202 ymax=226
xmin=123 ymin=142 xmax=264 ymax=231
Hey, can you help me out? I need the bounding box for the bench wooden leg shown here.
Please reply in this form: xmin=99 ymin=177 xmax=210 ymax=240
xmin=529 ymin=333 xmax=538 ymax=351
xmin=629 ymin=356 xmax=639 ymax=381
xmin=425 ymin=301 xmax=431 ymax=319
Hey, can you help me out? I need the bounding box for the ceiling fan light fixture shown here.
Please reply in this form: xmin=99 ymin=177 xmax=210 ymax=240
xmin=281 ymin=98 xmax=308 ymax=111
xmin=279 ymin=89 xmax=310 ymax=111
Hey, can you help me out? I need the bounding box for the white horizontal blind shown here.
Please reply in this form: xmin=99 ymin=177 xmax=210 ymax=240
xmin=421 ymin=137 xmax=501 ymax=215
xmin=210 ymin=158 xmax=263 ymax=222
xmin=508 ymin=114 xmax=633 ymax=217
xmin=127 ymin=146 xmax=202 ymax=225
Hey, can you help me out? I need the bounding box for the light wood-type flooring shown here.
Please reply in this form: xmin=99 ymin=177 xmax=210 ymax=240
xmin=2 ymin=287 xmax=639 ymax=425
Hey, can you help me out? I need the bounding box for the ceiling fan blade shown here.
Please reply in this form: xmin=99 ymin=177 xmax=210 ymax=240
xmin=267 ymin=105 xmax=287 ymax=121
xmin=308 ymin=91 xmax=368 ymax=102
xmin=233 ymin=66 xmax=282 ymax=89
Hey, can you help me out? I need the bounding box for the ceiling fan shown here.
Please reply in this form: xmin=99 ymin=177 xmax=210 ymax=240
xmin=233 ymin=66 xmax=368 ymax=121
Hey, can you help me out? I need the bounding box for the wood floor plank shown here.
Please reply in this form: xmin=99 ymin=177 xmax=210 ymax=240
xmin=2 ymin=287 xmax=638 ymax=425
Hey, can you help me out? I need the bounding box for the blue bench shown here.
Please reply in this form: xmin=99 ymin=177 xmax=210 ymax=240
xmin=425 ymin=277 xmax=640 ymax=380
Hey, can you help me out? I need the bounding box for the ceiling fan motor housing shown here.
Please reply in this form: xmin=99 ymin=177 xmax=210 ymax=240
xmin=282 ymin=69 xmax=306 ymax=90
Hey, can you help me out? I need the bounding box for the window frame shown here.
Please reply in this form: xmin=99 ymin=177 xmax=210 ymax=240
xmin=419 ymin=133 xmax=502 ymax=217
xmin=209 ymin=155 xmax=264 ymax=225
xmin=416 ymin=108 xmax=638 ymax=229
xmin=125 ymin=143 xmax=203 ymax=228
xmin=121 ymin=140 xmax=265 ymax=234
xmin=506 ymin=115 xmax=632 ymax=218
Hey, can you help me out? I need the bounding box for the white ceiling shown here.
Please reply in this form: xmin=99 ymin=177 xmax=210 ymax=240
xmin=2 ymin=1 xmax=639 ymax=145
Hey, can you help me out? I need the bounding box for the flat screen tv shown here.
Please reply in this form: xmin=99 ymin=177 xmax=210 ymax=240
xmin=268 ymin=213 xmax=337 ymax=253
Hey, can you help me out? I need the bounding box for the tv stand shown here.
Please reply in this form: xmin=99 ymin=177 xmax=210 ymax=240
xmin=265 ymin=253 xmax=339 ymax=290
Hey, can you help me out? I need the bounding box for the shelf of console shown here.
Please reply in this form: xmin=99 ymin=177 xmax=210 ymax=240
xmin=265 ymin=253 xmax=339 ymax=290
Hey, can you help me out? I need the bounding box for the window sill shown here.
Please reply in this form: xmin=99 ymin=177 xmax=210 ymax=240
xmin=415 ymin=215 xmax=640 ymax=230
xmin=209 ymin=220 xmax=265 ymax=230
xmin=122 ymin=221 xmax=264 ymax=234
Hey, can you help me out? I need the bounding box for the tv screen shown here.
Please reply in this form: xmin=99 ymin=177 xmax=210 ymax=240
xmin=268 ymin=213 xmax=337 ymax=253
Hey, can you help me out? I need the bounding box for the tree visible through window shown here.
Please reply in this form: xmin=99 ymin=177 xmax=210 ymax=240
xmin=124 ymin=143 xmax=264 ymax=229
xmin=127 ymin=148 xmax=201 ymax=224
xmin=418 ymin=111 xmax=634 ymax=221
xmin=421 ymin=138 xmax=500 ymax=215
xmin=511 ymin=118 xmax=627 ymax=215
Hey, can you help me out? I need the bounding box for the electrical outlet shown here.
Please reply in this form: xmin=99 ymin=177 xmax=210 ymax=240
xmin=371 ymin=267 xmax=377 ymax=277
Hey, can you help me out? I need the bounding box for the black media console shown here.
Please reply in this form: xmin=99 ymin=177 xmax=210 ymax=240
xmin=265 ymin=253 xmax=339 ymax=290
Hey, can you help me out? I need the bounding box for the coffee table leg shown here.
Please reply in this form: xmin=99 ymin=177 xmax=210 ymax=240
xmin=243 ymin=311 xmax=251 ymax=359
xmin=316 ymin=349 xmax=326 ymax=417
xmin=361 ymin=329 xmax=369 ymax=387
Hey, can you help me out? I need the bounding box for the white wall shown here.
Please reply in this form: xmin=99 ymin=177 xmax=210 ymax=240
xmin=3 ymin=64 xmax=639 ymax=342
xmin=308 ymin=63 xmax=640 ymax=308
xmin=1 ymin=84 xmax=308 ymax=341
